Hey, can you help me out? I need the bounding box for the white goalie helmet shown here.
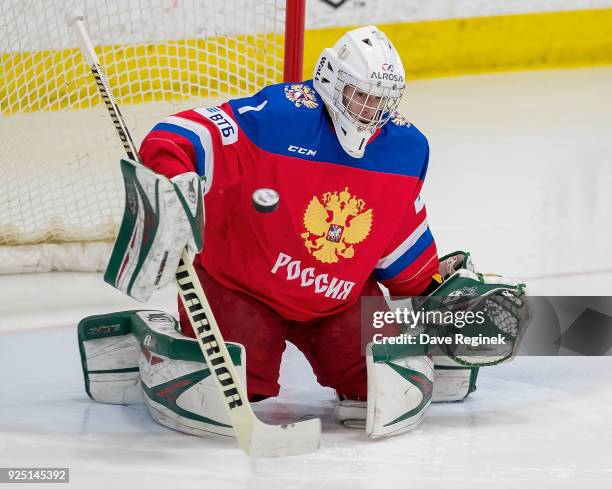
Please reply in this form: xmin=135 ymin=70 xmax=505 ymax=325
xmin=313 ymin=25 xmax=406 ymax=158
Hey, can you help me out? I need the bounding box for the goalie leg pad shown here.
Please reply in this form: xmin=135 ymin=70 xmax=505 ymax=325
xmin=134 ymin=311 xmax=245 ymax=438
xmin=366 ymin=342 xmax=433 ymax=438
xmin=335 ymin=358 xmax=472 ymax=424
xmin=78 ymin=310 xmax=143 ymax=404
xmin=432 ymin=356 xmax=479 ymax=402
xmin=78 ymin=310 xmax=246 ymax=438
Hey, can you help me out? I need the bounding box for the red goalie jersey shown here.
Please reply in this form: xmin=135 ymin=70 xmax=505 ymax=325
xmin=139 ymin=81 xmax=439 ymax=321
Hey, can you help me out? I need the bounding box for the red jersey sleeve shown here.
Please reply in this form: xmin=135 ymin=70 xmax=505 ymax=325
xmin=374 ymin=153 xmax=439 ymax=296
xmin=138 ymin=104 xmax=245 ymax=193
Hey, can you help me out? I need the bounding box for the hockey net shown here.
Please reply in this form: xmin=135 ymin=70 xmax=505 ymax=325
xmin=0 ymin=0 xmax=304 ymax=273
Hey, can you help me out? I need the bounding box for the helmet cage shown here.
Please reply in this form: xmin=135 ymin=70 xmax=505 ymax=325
xmin=333 ymin=69 xmax=403 ymax=133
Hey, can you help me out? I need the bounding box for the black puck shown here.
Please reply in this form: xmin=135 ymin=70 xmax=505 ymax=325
xmin=252 ymin=188 xmax=280 ymax=213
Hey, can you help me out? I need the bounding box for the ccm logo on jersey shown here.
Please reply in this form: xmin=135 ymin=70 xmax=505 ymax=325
xmin=288 ymin=145 xmax=317 ymax=157
xmin=194 ymin=107 xmax=238 ymax=145
xmin=271 ymin=252 xmax=355 ymax=300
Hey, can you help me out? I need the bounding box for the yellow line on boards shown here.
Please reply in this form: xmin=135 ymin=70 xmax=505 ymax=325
xmin=303 ymin=8 xmax=612 ymax=80
xmin=2 ymin=9 xmax=611 ymax=114
xmin=1 ymin=35 xmax=284 ymax=114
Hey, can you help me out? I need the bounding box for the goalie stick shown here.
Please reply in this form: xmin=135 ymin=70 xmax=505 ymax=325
xmin=66 ymin=10 xmax=320 ymax=457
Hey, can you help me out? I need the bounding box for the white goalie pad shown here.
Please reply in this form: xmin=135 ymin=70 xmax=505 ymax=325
xmin=79 ymin=323 xmax=143 ymax=404
xmin=336 ymin=358 xmax=477 ymax=426
xmin=432 ymin=356 xmax=479 ymax=402
xmin=139 ymin=344 xmax=245 ymax=438
xmin=135 ymin=311 xmax=247 ymax=438
xmin=365 ymin=343 xmax=434 ymax=438
xmin=104 ymin=158 xmax=205 ymax=302
xmin=78 ymin=310 xmax=246 ymax=438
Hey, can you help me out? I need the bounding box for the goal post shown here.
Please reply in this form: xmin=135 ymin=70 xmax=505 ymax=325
xmin=283 ymin=0 xmax=305 ymax=83
xmin=0 ymin=0 xmax=305 ymax=274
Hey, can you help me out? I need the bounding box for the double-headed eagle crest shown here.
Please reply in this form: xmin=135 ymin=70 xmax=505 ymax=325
xmin=301 ymin=187 xmax=373 ymax=264
xmin=391 ymin=111 xmax=411 ymax=127
xmin=284 ymin=84 xmax=319 ymax=109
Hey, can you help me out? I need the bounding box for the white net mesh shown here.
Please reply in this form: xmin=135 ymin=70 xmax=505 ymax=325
xmin=0 ymin=0 xmax=288 ymax=273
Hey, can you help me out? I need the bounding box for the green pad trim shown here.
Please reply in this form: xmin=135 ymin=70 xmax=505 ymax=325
xmin=104 ymin=160 xmax=140 ymax=290
xmin=140 ymin=369 xmax=231 ymax=428
xmin=468 ymin=366 xmax=480 ymax=397
xmin=173 ymin=176 xmax=204 ymax=251
xmin=104 ymin=159 xmax=161 ymax=297
xmin=88 ymin=367 xmax=140 ymax=374
xmin=383 ymin=362 xmax=433 ymax=427
xmin=129 ymin=312 xmax=243 ymax=366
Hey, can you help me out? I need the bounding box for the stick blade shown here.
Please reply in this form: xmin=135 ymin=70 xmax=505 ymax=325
xmin=248 ymin=417 xmax=321 ymax=457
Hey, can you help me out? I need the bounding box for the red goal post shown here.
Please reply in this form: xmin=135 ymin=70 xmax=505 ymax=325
xmin=0 ymin=0 xmax=306 ymax=274
xmin=283 ymin=0 xmax=305 ymax=82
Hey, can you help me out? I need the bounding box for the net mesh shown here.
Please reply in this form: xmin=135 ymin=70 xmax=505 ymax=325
xmin=0 ymin=0 xmax=287 ymax=272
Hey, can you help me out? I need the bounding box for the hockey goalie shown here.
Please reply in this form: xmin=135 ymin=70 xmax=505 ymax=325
xmin=78 ymin=25 xmax=531 ymax=441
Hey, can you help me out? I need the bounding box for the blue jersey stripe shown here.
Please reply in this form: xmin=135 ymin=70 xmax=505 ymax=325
xmin=152 ymin=122 xmax=206 ymax=176
xmin=228 ymin=80 xmax=430 ymax=179
xmin=375 ymin=227 xmax=434 ymax=281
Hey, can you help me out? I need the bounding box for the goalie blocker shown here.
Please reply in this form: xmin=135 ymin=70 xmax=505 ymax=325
xmin=104 ymin=158 xmax=205 ymax=302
